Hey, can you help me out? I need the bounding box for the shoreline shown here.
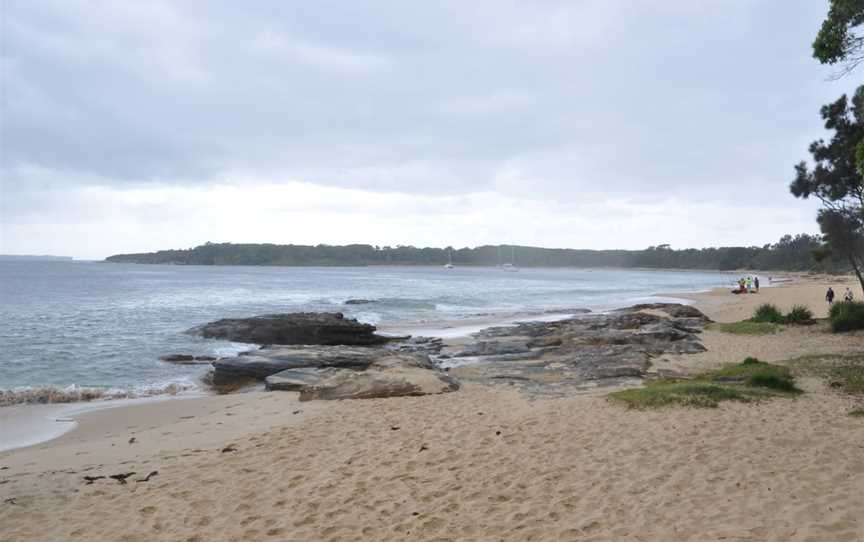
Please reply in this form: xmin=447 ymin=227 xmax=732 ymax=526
xmin=0 ymin=263 xmax=804 ymax=455
xmin=2 ymin=278 xmax=863 ymax=540
xmin=0 ymin=272 xmax=742 ymax=454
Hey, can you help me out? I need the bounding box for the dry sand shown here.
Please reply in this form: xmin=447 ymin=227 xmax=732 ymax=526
xmin=674 ymin=275 xmax=860 ymax=323
xmin=2 ymin=280 xmax=864 ymax=541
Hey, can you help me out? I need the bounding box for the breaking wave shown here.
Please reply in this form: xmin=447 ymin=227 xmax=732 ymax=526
xmin=0 ymin=380 xmax=199 ymax=407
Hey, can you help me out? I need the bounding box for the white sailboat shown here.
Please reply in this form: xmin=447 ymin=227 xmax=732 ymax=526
xmin=501 ymin=245 xmax=518 ymax=272
xmin=444 ymin=248 xmax=454 ymax=269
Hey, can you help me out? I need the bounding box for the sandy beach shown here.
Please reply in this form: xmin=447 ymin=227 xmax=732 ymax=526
xmin=2 ymin=279 xmax=864 ymax=541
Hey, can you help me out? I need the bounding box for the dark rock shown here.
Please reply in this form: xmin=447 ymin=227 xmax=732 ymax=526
xmin=186 ymin=312 xmax=389 ymax=346
xmin=454 ymin=341 xmax=531 ymax=357
xmin=159 ymin=354 xmax=194 ymax=363
xmin=623 ymin=303 xmax=713 ymax=322
xmin=159 ymin=354 xmax=216 ymax=365
xmin=635 ymin=322 xmax=692 ymax=342
xmin=527 ymin=336 xmax=563 ymax=348
xmin=543 ymin=308 xmax=592 ymax=315
xmin=387 ymin=336 xmax=445 ymax=356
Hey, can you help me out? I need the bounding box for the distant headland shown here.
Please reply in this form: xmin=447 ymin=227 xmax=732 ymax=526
xmin=104 ymin=235 xmax=842 ymax=272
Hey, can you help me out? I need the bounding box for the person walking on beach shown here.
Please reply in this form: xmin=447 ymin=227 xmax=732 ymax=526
xmin=826 ymin=287 xmax=835 ymax=306
xmin=844 ymin=287 xmax=854 ymax=302
xmin=754 ymin=276 xmax=760 ymax=292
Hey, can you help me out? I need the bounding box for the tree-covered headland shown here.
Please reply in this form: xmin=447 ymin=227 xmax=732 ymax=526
xmin=105 ymin=234 xmax=842 ymax=272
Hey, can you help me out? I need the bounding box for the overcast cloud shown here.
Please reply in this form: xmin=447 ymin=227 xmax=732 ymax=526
xmin=0 ymin=0 xmax=856 ymax=259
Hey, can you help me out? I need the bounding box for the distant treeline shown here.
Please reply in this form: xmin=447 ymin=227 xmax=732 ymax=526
xmin=104 ymin=234 xmax=848 ymax=272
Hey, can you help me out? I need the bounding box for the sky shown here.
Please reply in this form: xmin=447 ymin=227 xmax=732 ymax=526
xmin=0 ymin=0 xmax=858 ymax=260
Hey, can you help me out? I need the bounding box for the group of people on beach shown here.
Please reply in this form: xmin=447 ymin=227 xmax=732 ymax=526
xmin=825 ymin=286 xmax=854 ymax=305
xmin=732 ymin=276 xmax=759 ymax=294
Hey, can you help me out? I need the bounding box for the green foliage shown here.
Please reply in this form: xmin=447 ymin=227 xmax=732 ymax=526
xmin=790 ymin=86 xmax=864 ymax=289
xmin=752 ymin=303 xmax=784 ymax=323
xmin=705 ymin=358 xmax=800 ymax=393
xmin=829 ymin=300 xmax=864 ymax=331
xmin=105 ymin=234 xmax=845 ymax=272
xmin=610 ymin=381 xmax=758 ymax=409
xmin=812 ymin=0 xmax=864 ymax=73
xmin=785 ymin=305 xmax=815 ymax=325
xmin=746 ymin=374 xmax=800 ymax=392
xmin=709 ymin=322 xmax=779 ymax=335
xmin=858 ymin=139 xmax=864 ymax=176
xmin=610 ymin=359 xmax=800 ymax=409
xmin=849 ymin=408 xmax=864 ymax=417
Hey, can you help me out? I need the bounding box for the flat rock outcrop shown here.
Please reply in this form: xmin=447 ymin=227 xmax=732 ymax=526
xmin=264 ymin=352 xmax=459 ymax=401
xmin=213 ymin=346 xmax=403 ymax=382
xmin=211 ymin=346 xmax=458 ymax=401
xmin=186 ymin=312 xmax=389 ymax=346
xmin=446 ymin=303 xmax=710 ymax=395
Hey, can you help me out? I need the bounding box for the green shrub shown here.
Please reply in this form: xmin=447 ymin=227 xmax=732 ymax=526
xmin=752 ymin=303 xmax=784 ymax=324
xmin=849 ymin=408 xmax=864 ymax=417
xmin=829 ymin=301 xmax=864 ymax=332
xmin=784 ymin=305 xmax=815 ymax=325
xmin=747 ymin=373 xmax=799 ymax=392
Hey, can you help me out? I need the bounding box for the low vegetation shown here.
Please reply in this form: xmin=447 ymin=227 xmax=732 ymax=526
xmin=712 ymin=304 xmax=816 ymax=335
xmin=751 ymin=303 xmax=785 ymax=324
xmin=610 ymin=358 xmax=800 ymax=409
xmin=789 ymin=354 xmax=864 ymax=417
xmin=784 ymin=305 xmax=815 ymax=325
xmin=828 ymin=301 xmax=864 ymax=332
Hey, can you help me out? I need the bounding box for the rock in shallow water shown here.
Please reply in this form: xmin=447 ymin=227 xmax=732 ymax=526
xmin=186 ymin=312 xmax=389 ymax=346
xmin=158 ymin=354 xmax=217 ymax=365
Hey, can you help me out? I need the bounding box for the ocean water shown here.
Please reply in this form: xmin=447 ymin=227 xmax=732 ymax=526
xmin=0 ymin=261 xmax=737 ymax=400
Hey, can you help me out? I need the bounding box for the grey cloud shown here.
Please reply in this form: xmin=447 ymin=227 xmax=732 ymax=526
xmin=0 ymin=0 xmax=855 ymax=206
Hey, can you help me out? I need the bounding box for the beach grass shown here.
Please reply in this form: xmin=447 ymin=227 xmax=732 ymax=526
xmin=610 ymin=358 xmax=800 ymax=409
xmin=704 ymin=357 xmax=800 ymax=392
xmin=708 ymin=321 xmax=780 ymax=335
xmin=789 ymin=354 xmax=864 ymax=394
xmin=709 ymin=305 xmax=818 ymax=335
